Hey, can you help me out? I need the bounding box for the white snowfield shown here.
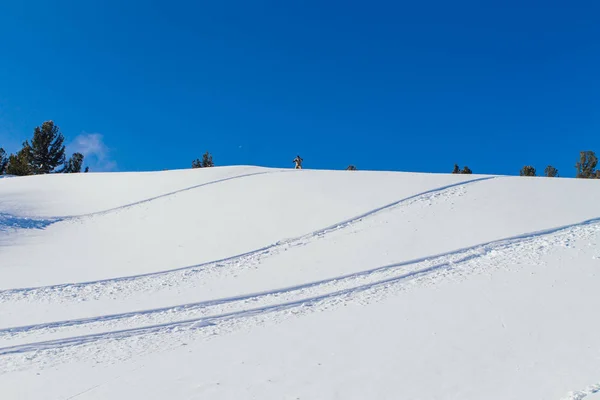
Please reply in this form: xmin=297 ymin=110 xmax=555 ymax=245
xmin=0 ymin=166 xmax=599 ymax=400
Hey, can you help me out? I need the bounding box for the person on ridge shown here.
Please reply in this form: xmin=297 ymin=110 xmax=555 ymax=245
xmin=293 ymin=155 xmax=303 ymax=169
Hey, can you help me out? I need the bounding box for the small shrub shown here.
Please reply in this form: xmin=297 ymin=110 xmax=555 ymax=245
xmin=575 ymin=151 xmax=598 ymax=178
xmin=520 ymin=165 xmax=536 ymax=177
xmin=544 ymin=165 xmax=559 ymax=178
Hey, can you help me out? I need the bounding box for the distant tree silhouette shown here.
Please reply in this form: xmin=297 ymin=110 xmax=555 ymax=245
xmin=201 ymin=151 xmax=214 ymax=167
xmin=0 ymin=147 xmax=7 ymax=174
xmin=520 ymin=165 xmax=536 ymax=177
xmin=452 ymin=164 xmax=472 ymax=174
xmin=544 ymin=165 xmax=559 ymax=178
xmin=575 ymin=151 xmax=598 ymax=178
xmin=192 ymin=152 xmax=214 ymax=168
xmin=62 ymin=152 xmax=85 ymax=173
xmin=346 ymin=165 xmax=357 ymax=171
xmin=6 ymin=145 xmax=32 ymax=176
xmin=84 ymin=166 xmax=89 ymax=173
xmin=25 ymin=120 xmax=66 ymax=174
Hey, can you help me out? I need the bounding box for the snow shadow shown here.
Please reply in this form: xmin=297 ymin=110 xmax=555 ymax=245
xmin=0 ymin=213 xmax=61 ymax=232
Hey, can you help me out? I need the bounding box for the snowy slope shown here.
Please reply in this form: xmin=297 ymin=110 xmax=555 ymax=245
xmin=0 ymin=166 xmax=599 ymax=400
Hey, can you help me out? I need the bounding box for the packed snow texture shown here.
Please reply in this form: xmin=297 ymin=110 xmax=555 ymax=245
xmin=0 ymin=166 xmax=599 ymax=399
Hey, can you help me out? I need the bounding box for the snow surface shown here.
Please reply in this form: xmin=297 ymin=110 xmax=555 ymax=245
xmin=0 ymin=166 xmax=599 ymax=399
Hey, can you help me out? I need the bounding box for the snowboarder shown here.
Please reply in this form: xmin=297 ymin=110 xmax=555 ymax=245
xmin=293 ymin=155 xmax=303 ymax=169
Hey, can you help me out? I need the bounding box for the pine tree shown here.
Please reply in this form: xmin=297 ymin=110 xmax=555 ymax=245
xmin=461 ymin=166 xmax=472 ymax=174
xmin=192 ymin=159 xmax=202 ymax=169
xmin=346 ymin=165 xmax=357 ymax=170
xmin=0 ymin=147 xmax=8 ymax=175
xmin=544 ymin=165 xmax=559 ymax=178
xmin=575 ymin=151 xmax=598 ymax=178
xmin=201 ymin=151 xmax=214 ymax=167
xmin=452 ymin=164 xmax=460 ymax=174
xmin=520 ymin=165 xmax=536 ymax=177
xmin=25 ymin=121 xmax=66 ymax=174
xmin=84 ymin=166 xmax=89 ymax=173
xmin=6 ymin=145 xmax=32 ymax=176
xmin=63 ymin=152 xmax=84 ymax=173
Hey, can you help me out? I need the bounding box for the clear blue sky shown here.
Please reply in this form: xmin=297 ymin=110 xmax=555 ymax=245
xmin=1 ymin=0 xmax=598 ymax=176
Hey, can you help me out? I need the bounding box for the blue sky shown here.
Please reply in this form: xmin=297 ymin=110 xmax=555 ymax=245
xmin=0 ymin=0 xmax=598 ymax=176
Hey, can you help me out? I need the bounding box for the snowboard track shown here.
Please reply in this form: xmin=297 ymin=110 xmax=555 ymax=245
xmin=561 ymin=382 xmax=600 ymax=400
xmin=1 ymin=214 xmax=598 ymax=356
xmin=0 ymin=169 xmax=275 ymax=232
xmin=0 ymin=176 xmax=495 ymax=296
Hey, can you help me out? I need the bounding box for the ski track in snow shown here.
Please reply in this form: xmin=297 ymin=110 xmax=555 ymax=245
xmin=562 ymin=383 xmax=600 ymax=400
xmin=0 ymin=169 xmax=274 ymax=232
xmin=0 ymin=215 xmax=598 ymax=363
xmin=0 ymin=176 xmax=495 ymax=301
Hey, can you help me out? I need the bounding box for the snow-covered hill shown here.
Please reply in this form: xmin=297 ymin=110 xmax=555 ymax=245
xmin=0 ymin=166 xmax=599 ymax=399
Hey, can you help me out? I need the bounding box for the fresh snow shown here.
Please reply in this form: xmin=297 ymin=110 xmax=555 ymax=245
xmin=0 ymin=166 xmax=599 ymax=399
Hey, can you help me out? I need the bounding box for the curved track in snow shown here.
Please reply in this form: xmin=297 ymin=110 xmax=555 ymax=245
xmin=0 ymin=176 xmax=495 ymax=298
xmin=67 ymin=170 xmax=276 ymax=219
xmin=0 ymin=169 xmax=276 ymax=231
xmin=561 ymin=382 xmax=600 ymax=400
xmin=1 ymin=215 xmax=598 ymax=355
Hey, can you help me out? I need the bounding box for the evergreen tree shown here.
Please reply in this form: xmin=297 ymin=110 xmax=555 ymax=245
xmin=6 ymin=145 xmax=32 ymax=176
xmin=346 ymin=165 xmax=357 ymax=170
xmin=25 ymin=121 xmax=66 ymax=174
xmin=201 ymin=151 xmax=214 ymax=167
xmin=192 ymin=159 xmax=202 ymax=168
xmin=520 ymin=165 xmax=536 ymax=177
xmin=461 ymin=166 xmax=472 ymax=174
xmin=63 ymin=152 xmax=84 ymax=173
xmin=84 ymin=166 xmax=89 ymax=173
xmin=544 ymin=165 xmax=559 ymax=178
xmin=575 ymin=151 xmax=598 ymax=178
xmin=0 ymin=147 xmax=7 ymax=175
xmin=452 ymin=164 xmax=460 ymax=174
